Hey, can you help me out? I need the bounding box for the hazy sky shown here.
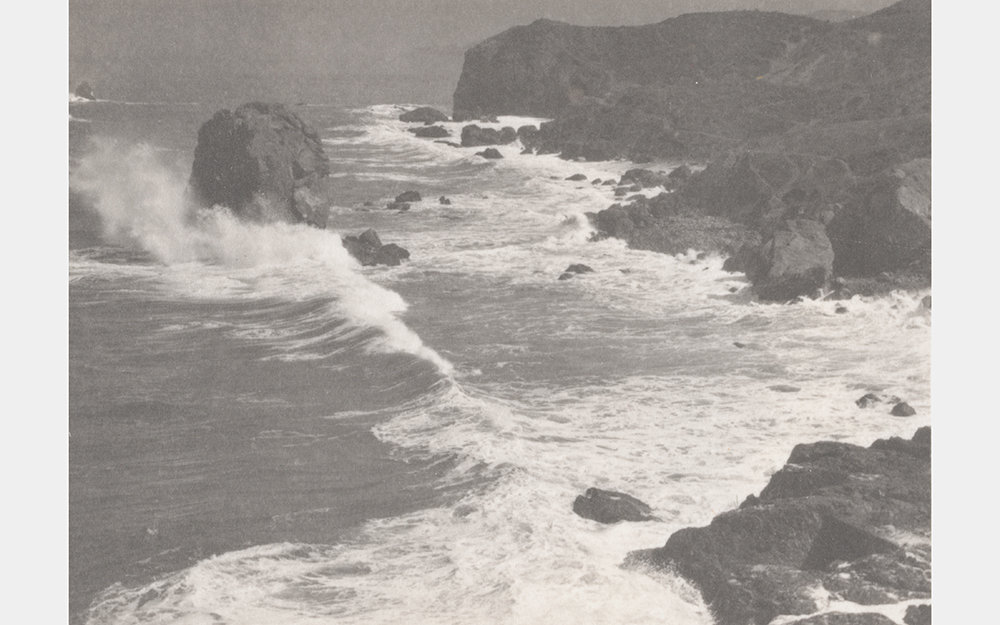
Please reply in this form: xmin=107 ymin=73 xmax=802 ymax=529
xmin=69 ymin=0 xmax=900 ymax=106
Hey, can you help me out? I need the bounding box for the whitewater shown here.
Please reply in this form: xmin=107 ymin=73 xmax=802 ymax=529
xmin=68 ymin=102 xmax=931 ymax=625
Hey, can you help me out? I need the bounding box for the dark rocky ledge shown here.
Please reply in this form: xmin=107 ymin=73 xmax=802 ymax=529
xmin=626 ymin=427 xmax=931 ymax=625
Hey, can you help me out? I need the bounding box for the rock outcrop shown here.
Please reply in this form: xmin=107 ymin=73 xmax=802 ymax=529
xmin=189 ymin=102 xmax=331 ymax=226
xmin=461 ymin=125 xmax=518 ymax=147
xmin=628 ymin=427 xmax=931 ymax=625
xmin=399 ymin=107 xmax=450 ymax=123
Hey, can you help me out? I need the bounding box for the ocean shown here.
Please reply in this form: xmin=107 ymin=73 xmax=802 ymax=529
xmin=68 ymin=100 xmax=931 ymax=625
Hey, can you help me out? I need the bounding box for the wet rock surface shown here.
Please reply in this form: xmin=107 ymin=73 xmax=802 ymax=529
xmin=627 ymin=428 xmax=931 ymax=625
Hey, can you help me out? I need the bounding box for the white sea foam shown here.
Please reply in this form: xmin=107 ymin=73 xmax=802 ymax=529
xmin=69 ymin=138 xmax=453 ymax=374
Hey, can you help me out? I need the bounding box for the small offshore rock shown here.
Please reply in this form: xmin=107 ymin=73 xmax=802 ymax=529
xmin=729 ymin=286 xmax=739 ymax=293
xmin=572 ymin=488 xmax=655 ymax=524
xmin=602 ymin=179 xmax=617 ymax=186
xmin=558 ymin=272 xmax=574 ymax=281
xmin=566 ymin=173 xmax=587 ymax=181
xmin=592 ymin=178 xmax=603 ymax=185
xmin=770 ymin=384 xmax=801 ymax=393
xmin=395 ymin=190 xmax=422 ymax=203
xmin=920 ymin=295 xmax=931 ymax=310
xmin=565 ymin=264 xmax=594 ymax=274
xmin=891 ymin=401 xmax=917 ymax=417
xmin=835 ymin=305 xmax=849 ymax=314
xmin=477 ymin=148 xmax=503 ymax=159
xmin=734 ymin=342 xmax=746 ymax=348
xmin=439 ymin=196 xmax=452 ymax=205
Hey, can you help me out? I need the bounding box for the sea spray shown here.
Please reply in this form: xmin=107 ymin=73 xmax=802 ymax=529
xmin=69 ymin=138 xmax=453 ymax=374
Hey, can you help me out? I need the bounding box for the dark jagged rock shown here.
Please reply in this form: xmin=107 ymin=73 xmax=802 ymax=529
xmin=891 ymin=402 xmax=917 ymax=417
xmin=903 ymin=604 xmax=931 ymax=625
xmin=749 ymin=219 xmax=835 ymax=302
xmin=627 ymin=428 xmax=931 ymax=625
xmin=342 ymin=229 xmax=410 ymax=267
xmin=476 ymin=148 xmax=503 ymax=159
xmin=395 ymin=191 xmax=422 ymax=203
xmin=399 ymin=107 xmax=449 ymax=123
xmin=461 ymin=125 xmax=518 ymax=147
xmin=573 ymin=488 xmax=655 ymax=524
xmin=74 ymin=82 xmax=97 ymax=100
xmin=189 ymin=102 xmax=330 ymax=226
xmin=827 ymin=158 xmax=931 ymax=277
xmin=408 ymin=125 xmax=451 ymax=138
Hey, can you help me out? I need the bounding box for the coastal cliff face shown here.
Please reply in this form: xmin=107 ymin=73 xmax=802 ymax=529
xmin=454 ymin=0 xmax=931 ymax=300
xmin=454 ymin=0 xmax=930 ymax=161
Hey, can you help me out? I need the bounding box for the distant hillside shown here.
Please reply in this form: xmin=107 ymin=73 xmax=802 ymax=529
xmin=453 ymin=0 xmax=930 ymax=161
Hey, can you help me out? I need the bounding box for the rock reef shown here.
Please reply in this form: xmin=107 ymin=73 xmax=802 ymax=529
xmin=628 ymin=428 xmax=931 ymax=625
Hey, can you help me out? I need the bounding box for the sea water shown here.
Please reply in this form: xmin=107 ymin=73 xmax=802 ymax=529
xmin=68 ymin=101 xmax=931 ymax=624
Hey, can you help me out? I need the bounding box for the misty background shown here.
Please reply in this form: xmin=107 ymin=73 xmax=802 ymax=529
xmin=69 ymin=0 xmax=899 ymax=107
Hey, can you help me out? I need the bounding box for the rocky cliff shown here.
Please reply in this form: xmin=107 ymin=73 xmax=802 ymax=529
xmin=454 ymin=0 xmax=931 ymax=300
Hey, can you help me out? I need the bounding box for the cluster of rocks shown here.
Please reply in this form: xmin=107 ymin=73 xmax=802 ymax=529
xmin=340 ymin=229 xmax=410 ymax=267
xmin=574 ymin=428 xmax=931 ymax=625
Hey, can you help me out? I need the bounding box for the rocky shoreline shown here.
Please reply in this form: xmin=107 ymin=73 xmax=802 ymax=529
xmin=624 ymin=427 xmax=931 ymax=625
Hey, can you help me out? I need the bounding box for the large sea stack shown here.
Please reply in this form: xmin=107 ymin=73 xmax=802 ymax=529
xmin=454 ymin=0 xmax=931 ymax=301
xmin=189 ymin=102 xmax=331 ymax=227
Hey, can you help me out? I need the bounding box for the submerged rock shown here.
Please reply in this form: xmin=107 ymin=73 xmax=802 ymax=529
xmin=189 ymin=102 xmax=330 ymax=226
xmin=408 ymin=125 xmax=450 ymax=138
xmin=476 ymin=148 xmax=504 ymax=159
xmin=565 ymin=264 xmax=594 ymax=274
xmin=573 ymin=488 xmax=655 ymax=524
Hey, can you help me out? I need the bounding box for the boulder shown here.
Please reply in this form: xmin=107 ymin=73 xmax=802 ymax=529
xmin=461 ymin=125 xmax=518 ymax=147
xmin=477 ymin=148 xmax=504 ymax=159
xmin=399 ymin=107 xmax=450 ymax=123
xmin=74 ymin=82 xmax=97 ymax=101
xmin=439 ymin=196 xmax=452 ymax=205
xmin=189 ymin=102 xmax=330 ymax=226
xmin=342 ymin=229 xmax=410 ymax=267
xmin=572 ymin=488 xmax=655 ymax=524
xmin=408 ymin=125 xmax=451 ymax=138
xmin=628 ymin=428 xmax=931 ymax=625
xmin=827 ymin=159 xmax=931 ymax=276
xmin=890 ymin=401 xmax=917 ymax=417
xmin=565 ymin=263 xmax=594 ymax=274
xmin=749 ymin=219 xmax=834 ymax=301
xmin=558 ymin=272 xmax=574 ymax=281
xmin=395 ymin=191 xmax=422 ymax=203
xmin=566 ymin=173 xmax=587 ymax=181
